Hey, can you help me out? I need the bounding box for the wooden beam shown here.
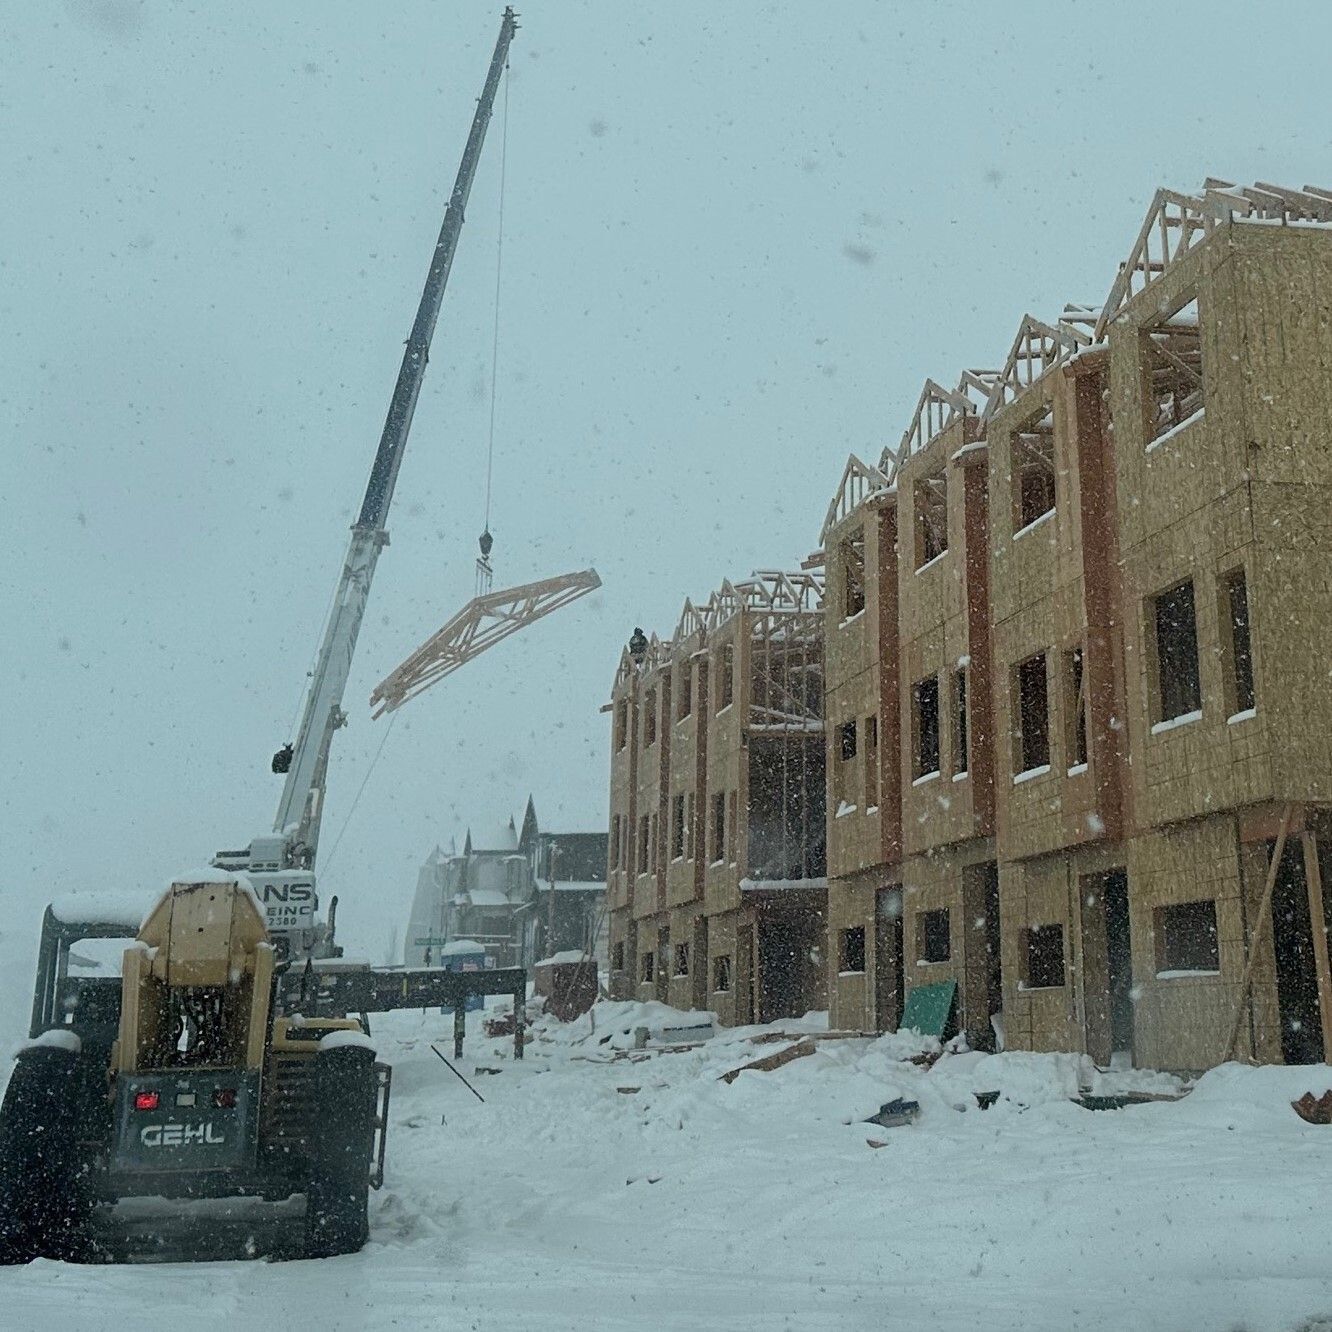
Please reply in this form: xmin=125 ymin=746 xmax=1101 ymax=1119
xmin=1223 ymin=802 xmax=1295 ymax=1063
xmin=1300 ymin=830 xmax=1332 ymax=1063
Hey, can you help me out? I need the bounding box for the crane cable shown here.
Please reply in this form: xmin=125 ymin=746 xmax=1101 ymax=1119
xmin=482 ymin=57 xmax=510 ymax=541
xmin=321 ymin=711 xmax=399 ymax=877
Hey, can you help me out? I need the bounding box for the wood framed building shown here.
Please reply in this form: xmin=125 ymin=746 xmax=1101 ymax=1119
xmin=606 ymin=178 xmax=1332 ymax=1070
xmin=606 ymin=572 xmax=827 ymax=1025
xmin=811 ymin=179 xmax=1332 ymax=1071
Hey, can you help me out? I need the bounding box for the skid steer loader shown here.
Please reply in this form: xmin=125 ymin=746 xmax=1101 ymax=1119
xmin=0 ymin=877 xmax=390 ymax=1263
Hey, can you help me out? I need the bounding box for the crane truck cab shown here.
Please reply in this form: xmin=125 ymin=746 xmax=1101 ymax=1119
xmin=0 ymin=876 xmax=388 ymax=1264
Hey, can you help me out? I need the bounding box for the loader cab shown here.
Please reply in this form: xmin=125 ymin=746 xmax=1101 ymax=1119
xmin=29 ymin=898 xmax=149 ymax=1063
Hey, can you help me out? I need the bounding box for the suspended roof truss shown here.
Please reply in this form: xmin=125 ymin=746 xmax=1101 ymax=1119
xmin=371 ymin=569 xmax=602 ymax=716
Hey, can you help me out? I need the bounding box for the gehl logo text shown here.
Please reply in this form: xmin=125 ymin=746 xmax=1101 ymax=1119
xmin=141 ymin=1122 xmax=226 ymax=1148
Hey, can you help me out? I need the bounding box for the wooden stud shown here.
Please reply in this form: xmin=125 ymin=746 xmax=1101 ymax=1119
xmin=1300 ymin=830 xmax=1332 ymax=1063
xmin=1222 ymin=801 xmax=1294 ymax=1063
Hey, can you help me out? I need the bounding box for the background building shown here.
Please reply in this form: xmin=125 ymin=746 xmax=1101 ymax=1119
xmin=406 ymin=797 xmax=607 ymax=971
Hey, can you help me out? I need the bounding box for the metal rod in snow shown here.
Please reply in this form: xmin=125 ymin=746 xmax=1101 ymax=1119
xmin=429 ymin=1043 xmax=486 ymax=1103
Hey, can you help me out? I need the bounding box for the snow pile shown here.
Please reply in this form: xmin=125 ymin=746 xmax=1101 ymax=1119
xmin=3 ymin=993 xmax=1332 ymax=1329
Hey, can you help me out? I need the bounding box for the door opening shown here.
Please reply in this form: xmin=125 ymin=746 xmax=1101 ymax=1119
xmin=874 ymin=887 xmax=904 ymax=1031
xmin=1270 ymin=839 xmax=1325 ymax=1065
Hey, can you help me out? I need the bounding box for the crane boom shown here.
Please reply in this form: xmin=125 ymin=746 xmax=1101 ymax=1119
xmin=217 ymin=8 xmax=519 ymax=937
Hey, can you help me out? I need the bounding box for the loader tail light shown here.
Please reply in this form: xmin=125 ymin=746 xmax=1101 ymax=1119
xmin=133 ymin=1090 xmax=160 ymax=1111
xmin=213 ymin=1088 xmax=237 ymax=1109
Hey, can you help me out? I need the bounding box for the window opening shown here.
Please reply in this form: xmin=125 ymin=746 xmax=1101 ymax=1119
xmin=712 ymin=954 xmax=732 ymax=992
xmin=1016 ymin=653 xmax=1050 ymax=773
xmin=919 ymin=908 xmax=951 ymax=963
xmin=1222 ymin=570 xmax=1255 ymax=715
xmin=838 ymin=719 xmax=858 ymax=762
xmin=1024 ymin=924 xmax=1066 ymax=988
xmin=674 ymin=941 xmax=690 ymax=976
xmin=839 ymin=926 xmax=866 ymax=973
xmin=671 ymin=793 xmax=686 ymax=860
xmin=637 ymin=815 xmax=649 ymax=874
xmin=842 ymin=527 xmax=866 ymax=618
xmin=953 ymin=669 xmax=969 ymax=776
xmin=865 ymin=714 xmax=879 ymax=807
xmin=1067 ymin=647 xmax=1088 ymax=767
xmin=1143 ymin=295 xmax=1203 ymax=444
xmin=677 ymin=666 xmax=692 ymax=720
xmin=914 ymin=465 xmax=948 ymax=567
xmin=913 ymin=675 xmax=941 ymax=778
xmin=712 ymin=791 xmax=726 ymax=864
xmin=1156 ymin=899 xmax=1219 ymax=974
xmin=644 ymin=686 xmax=657 ymax=747
xmin=716 ymin=644 xmax=734 ymax=712
xmin=1153 ymin=581 xmax=1201 ymax=722
xmin=615 ymin=699 xmax=628 ymax=751
xmin=1013 ymin=403 xmax=1056 ymax=530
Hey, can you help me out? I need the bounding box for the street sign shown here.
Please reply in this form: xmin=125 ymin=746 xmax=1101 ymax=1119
xmin=414 ymin=936 xmax=449 ymax=947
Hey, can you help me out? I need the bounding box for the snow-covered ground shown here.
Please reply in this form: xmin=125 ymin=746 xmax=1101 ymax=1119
xmin=6 ymin=997 xmax=1332 ymax=1331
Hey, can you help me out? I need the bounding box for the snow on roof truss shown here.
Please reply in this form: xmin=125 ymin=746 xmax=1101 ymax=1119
xmin=982 ymin=312 xmax=1090 ymax=420
xmin=819 ymin=454 xmax=891 ymax=544
xmin=1093 ymin=179 xmax=1332 ymax=341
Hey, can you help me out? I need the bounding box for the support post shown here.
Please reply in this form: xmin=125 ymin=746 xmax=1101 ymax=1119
xmin=453 ymin=1000 xmax=465 ymax=1060
xmin=1223 ymin=802 xmax=1295 ymax=1063
xmin=513 ymin=986 xmax=525 ymax=1060
xmin=1300 ymin=830 xmax=1332 ymax=1063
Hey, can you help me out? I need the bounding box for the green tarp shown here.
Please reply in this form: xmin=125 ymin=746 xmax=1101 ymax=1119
xmin=899 ymin=979 xmax=957 ymax=1038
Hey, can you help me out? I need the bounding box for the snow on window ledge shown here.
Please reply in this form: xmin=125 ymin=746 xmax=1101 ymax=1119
xmin=1066 ymin=761 xmax=1089 ymax=777
xmin=1013 ymin=763 xmax=1052 ymax=785
xmin=912 ymin=770 xmax=941 ymax=788
xmin=835 ymin=801 xmax=858 ymax=819
xmin=709 ymin=858 xmax=725 ymax=868
xmin=1146 ymin=407 xmax=1205 ymax=453
xmin=865 ymin=804 xmax=879 ymax=815
xmin=715 ymin=703 xmax=733 ymax=717
xmin=1151 ymin=708 xmax=1202 ymax=736
xmin=837 ymin=969 xmax=867 ymax=978
xmin=1013 ymin=508 xmax=1055 ymax=541
xmin=1016 ymin=981 xmax=1065 ymax=993
xmin=914 ymin=551 xmax=947 ymax=575
xmin=1155 ymin=968 xmax=1220 ymax=980
xmin=1227 ymin=707 xmax=1257 ymax=725
xmin=952 ymin=770 xmax=970 ymax=783
xmin=839 ymin=608 xmax=866 ymax=628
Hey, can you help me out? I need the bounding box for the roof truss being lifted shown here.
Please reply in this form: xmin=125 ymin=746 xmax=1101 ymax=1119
xmin=370 ymin=569 xmax=602 ymax=716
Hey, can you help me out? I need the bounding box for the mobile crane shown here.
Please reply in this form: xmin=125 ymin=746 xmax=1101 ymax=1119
xmin=214 ymin=9 xmax=520 ymax=956
xmin=0 ymin=8 xmax=528 ymax=1265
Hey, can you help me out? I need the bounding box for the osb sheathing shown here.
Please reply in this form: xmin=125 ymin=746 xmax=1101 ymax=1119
xmin=608 ymin=670 xmax=639 ymax=916
xmin=826 ymin=866 xmax=894 ymax=1033
xmin=630 ymin=658 xmax=669 ymax=922
xmin=696 ymin=614 xmax=763 ymax=920
xmin=987 ymin=368 xmax=1113 ymax=862
xmin=900 ymin=841 xmax=996 ymax=1043
xmin=824 ymin=494 xmax=901 ymax=881
xmin=665 ymin=643 xmax=708 ymax=911
xmin=1107 ymin=229 xmax=1314 ymax=830
xmin=895 ymin=415 xmax=993 ymax=856
xmin=998 ymin=842 xmax=1125 ymax=1057
xmin=1125 ymin=815 xmax=1260 ymax=1070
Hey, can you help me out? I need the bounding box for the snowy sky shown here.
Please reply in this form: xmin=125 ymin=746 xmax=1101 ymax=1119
xmin=5 ymin=0 xmax=1332 ymax=960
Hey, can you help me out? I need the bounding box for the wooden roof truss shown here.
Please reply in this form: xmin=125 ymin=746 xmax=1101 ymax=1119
xmin=819 ymin=453 xmax=891 ymax=543
xmin=883 ymin=377 xmax=977 ymax=485
xmin=982 ymin=312 xmax=1090 ymax=420
xmin=1094 ymin=179 xmax=1332 ymax=341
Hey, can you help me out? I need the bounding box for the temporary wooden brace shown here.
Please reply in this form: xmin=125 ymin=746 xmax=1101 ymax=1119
xmin=1300 ymin=830 xmax=1332 ymax=1063
xmin=370 ymin=568 xmax=601 ymax=716
xmin=1222 ymin=802 xmax=1294 ymax=1063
